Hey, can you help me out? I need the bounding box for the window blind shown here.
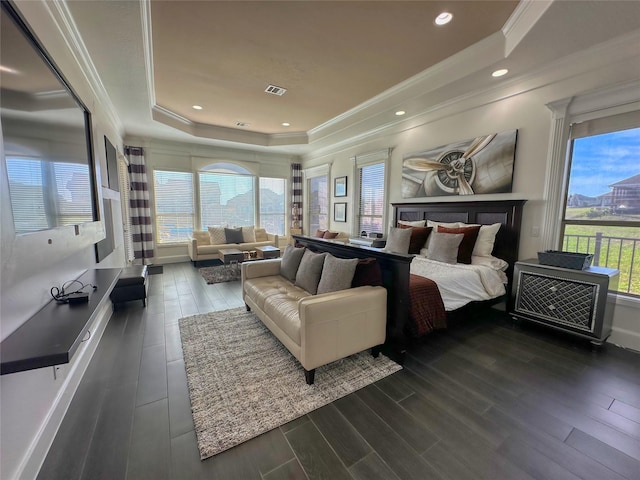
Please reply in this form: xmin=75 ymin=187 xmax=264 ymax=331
xmin=308 ymin=175 xmax=328 ymax=233
xmin=259 ymin=177 xmax=286 ymax=235
xmin=153 ymin=170 xmax=194 ymax=244
xmin=358 ymin=162 xmax=385 ymax=234
xmin=199 ymin=171 xmax=255 ymax=228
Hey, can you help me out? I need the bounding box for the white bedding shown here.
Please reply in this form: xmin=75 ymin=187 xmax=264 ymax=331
xmin=410 ymin=256 xmax=507 ymax=311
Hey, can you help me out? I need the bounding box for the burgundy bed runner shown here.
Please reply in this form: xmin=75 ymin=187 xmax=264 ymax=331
xmin=407 ymin=274 xmax=447 ymax=337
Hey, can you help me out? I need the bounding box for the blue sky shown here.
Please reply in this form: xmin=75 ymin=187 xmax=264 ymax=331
xmin=569 ymin=127 xmax=640 ymax=197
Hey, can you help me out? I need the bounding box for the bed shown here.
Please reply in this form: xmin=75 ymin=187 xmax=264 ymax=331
xmin=393 ymin=200 xmax=526 ymax=338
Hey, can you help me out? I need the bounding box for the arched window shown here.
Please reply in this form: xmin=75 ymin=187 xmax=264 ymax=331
xmin=199 ymin=163 xmax=255 ymax=228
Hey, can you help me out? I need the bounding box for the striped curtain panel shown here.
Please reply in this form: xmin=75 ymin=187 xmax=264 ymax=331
xmin=125 ymin=146 xmax=155 ymax=264
xmin=291 ymin=163 xmax=303 ymax=232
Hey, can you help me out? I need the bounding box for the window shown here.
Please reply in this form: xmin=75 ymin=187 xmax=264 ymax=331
xmin=307 ymin=175 xmax=328 ymax=233
xmin=259 ymin=177 xmax=286 ymax=235
xmin=354 ymin=149 xmax=390 ymax=235
xmin=561 ymin=112 xmax=640 ymax=296
xmin=199 ymin=171 xmax=254 ymax=228
xmin=153 ymin=170 xmax=194 ymax=244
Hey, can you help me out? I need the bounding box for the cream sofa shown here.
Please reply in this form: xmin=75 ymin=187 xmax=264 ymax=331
xmin=188 ymin=227 xmax=278 ymax=266
xmin=241 ymin=258 xmax=387 ymax=384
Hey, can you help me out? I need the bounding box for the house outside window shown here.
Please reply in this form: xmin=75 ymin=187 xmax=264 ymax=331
xmin=561 ymin=112 xmax=640 ymax=296
xmin=353 ymin=149 xmax=391 ymax=236
xmin=153 ymin=170 xmax=194 ymax=244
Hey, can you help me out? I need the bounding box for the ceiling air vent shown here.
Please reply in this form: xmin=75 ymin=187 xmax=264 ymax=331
xmin=264 ymin=84 xmax=287 ymax=96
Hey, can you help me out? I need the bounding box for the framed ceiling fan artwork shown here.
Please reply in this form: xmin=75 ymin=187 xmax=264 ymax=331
xmin=402 ymin=129 xmax=518 ymax=198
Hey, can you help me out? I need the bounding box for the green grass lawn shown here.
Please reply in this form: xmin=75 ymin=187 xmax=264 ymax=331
xmin=563 ymin=224 xmax=640 ymax=296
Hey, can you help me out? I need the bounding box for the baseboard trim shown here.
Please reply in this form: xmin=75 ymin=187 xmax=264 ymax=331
xmin=17 ymin=302 xmax=113 ymax=480
xmin=607 ymin=325 xmax=640 ymax=353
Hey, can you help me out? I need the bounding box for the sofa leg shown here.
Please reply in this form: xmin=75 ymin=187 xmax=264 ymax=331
xmin=304 ymin=368 xmax=315 ymax=385
xmin=245 ymin=303 xmax=251 ymax=312
xmin=371 ymin=345 xmax=382 ymax=358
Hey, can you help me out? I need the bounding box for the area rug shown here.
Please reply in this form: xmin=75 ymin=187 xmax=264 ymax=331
xmin=179 ymin=307 xmax=402 ymax=459
xmin=199 ymin=264 xmax=240 ymax=284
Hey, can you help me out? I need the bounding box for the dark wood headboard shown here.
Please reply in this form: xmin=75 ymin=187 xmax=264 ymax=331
xmin=392 ymin=199 xmax=526 ymax=285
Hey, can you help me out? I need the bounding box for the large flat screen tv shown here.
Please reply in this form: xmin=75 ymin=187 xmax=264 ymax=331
xmin=1 ymin=1 xmax=100 ymax=236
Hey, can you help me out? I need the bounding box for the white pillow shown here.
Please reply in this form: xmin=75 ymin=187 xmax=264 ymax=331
xmin=398 ymin=220 xmax=426 ymax=227
xmin=208 ymin=226 xmax=227 ymax=245
xmin=471 ymin=255 xmax=509 ymax=271
xmin=459 ymin=223 xmax=501 ymax=257
xmin=241 ymin=226 xmax=256 ymax=243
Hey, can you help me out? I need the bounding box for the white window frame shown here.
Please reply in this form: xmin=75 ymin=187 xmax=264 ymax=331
xmin=352 ymin=149 xmax=391 ymax=236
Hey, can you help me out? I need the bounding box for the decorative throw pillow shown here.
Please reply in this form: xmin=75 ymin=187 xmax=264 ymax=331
xmin=398 ymin=220 xmax=426 ymax=227
xmin=280 ymin=245 xmax=306 ymax=282
xmin=317 ymin=254 xmax=359 ymax=294
xmin=384 ymin=227 xmax=412 ymax=254
xmin=426 ymin=231 xmax=464 ymax=264
xmin=241 ymin=226 xmax=256 ymax=243
xmin=351 ymin=258 xmax=383 ymax=287
xmin=398 ymin=224 xmax=432 ymax=254
xmin=208 ymin=226 xmax=227 ymax=245
xmin=460 ymin=223 xmax=501 ymax=257
xmin=254 ymin=228 xmax=269 ymax=242
xmin=425 ymin=220 xmax=462 ymax=250
xmin=323 ymin=231 xmax=339 ymax=239
xmin=315 ymin=229 xmax=327 ymax=238
xmin=295 ymin=250 xmax=327 ymax=294
xmin=224 ymin=227 xmax=244 ymax=244
xmin=437 ymin=225 xmax=481 ymax=264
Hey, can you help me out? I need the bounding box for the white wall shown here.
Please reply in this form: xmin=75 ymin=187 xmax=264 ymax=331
xmin=124 ymin=136 xmax=297 ymax=264
xmin=0 ymin=3 xmax=125 ymax=479
xmin=301 ymin=57 xmax=640 ymax=352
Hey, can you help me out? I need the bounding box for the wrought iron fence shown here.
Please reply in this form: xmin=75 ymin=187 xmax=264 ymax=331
xmin=563 ymin=233 xmax=639 ymax=296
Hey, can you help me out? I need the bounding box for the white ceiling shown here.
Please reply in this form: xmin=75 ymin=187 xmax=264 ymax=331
xmin=63 ymin=0 xmax=640 ymax=155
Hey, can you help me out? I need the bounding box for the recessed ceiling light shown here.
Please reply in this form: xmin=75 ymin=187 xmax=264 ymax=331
xmin=282 ymin=122 xmax=290 ymax=127
xmin=395 ymin=110 xmax=406 ymax=116
xmin=435 ymin=12 xmax=453 ymax=26
xmin=0 ymin=65 xmax=19 ymax=74
xmin=192 ymin=105 xmax=203 ymax=110
xmin=492 ymin=69 xmax=509 ymax=77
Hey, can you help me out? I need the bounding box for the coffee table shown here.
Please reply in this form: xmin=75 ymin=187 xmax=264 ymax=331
xmin=219 ymin=248 xmax=244 ymax=264
xmin=256 ymin=245 xmax=280 ymax=259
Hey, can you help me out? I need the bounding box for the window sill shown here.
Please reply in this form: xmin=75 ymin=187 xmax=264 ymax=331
xmin=616 ymin=294 xmax=640 ymax=308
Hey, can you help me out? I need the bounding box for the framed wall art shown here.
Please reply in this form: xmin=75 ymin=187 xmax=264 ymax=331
xmin=334 ymin=176 xmax=347 ymax=197
xmin=334 ymin=202 xmax=347 ymax=222
xmin=401 ymin=129 xmax=518 ymax=198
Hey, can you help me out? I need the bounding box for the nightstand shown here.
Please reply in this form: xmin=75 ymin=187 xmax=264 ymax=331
xmin=511 ymin=259 xmax=619 ymax=345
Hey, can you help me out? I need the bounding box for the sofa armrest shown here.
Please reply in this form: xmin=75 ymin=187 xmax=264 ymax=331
xmin=241 ymin=258 xmax=281 ymax=280
xmin=298 ymin=286 xmax=387 ymax=370
xmin=187 ymin=237 xmax=198 ymax=260
xmin=267 ymin=233 xmax=279 ymax=247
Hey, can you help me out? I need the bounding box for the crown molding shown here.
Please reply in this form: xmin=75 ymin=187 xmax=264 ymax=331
xmin=502 ymin=0 xmax=553 ymax=56
xmin=44 ymin=1 xmax=123 ymax=135
xmin=141 ymin=0 xmax=155 ymax=107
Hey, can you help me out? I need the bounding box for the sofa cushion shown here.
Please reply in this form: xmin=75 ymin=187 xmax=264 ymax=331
xmin=323 ymin=231 xmax=339 ymax=239
xmin=207 ymin=227 xmax=226 ymax=245
xmin=255 ymin=227 xmax=268 ymax=242
xmin=241 ymin=226 xmax=256 ymax=242
xmin=295 ymin=250 xmax=326 ymax=294
xmin=280 ymin=245 xmax=306 ymax=282
xmin=314 ymin=229 xmax=327 ymax=238
xmin=194 ymin=230 xmax=211 ymax=245
xmin=244 ymin=275 xmax=310 ymax=311
xmin=263 ymin=293 xmax=303 ymax=345
xmin=317 ymin=254 xmax=358 ymax=294
xmin=225 ymin=227 xmax=244 ymax=244
xmin=351 ymin=258 xmax=383 ymax=287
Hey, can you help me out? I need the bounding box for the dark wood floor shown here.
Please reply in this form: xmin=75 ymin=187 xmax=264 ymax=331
xmin=38 ymin=262 xmax=640 ymax=480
